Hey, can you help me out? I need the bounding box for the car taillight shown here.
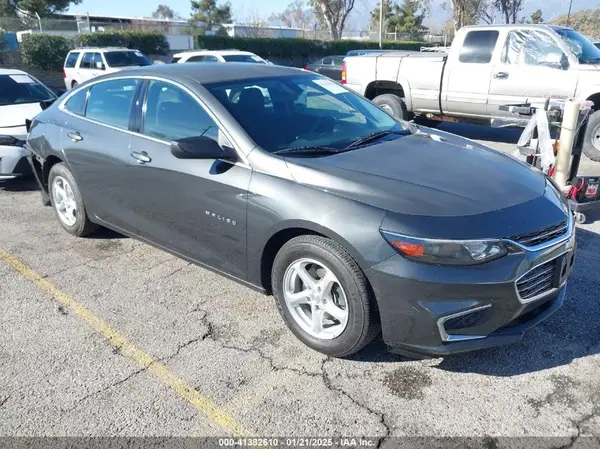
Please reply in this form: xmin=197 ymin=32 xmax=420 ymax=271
xmin=341 ymin=61 xmax=347 ymax=84
xmin=303 ymin=64 xmax=309 ymax=70
xmin=63 ymin=70 xmax=66 ymax=78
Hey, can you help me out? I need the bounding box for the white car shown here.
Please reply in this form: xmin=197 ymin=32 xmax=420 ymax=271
xmin=171 ymin=50 xmax=268 ymax=64
xmin=0 ymin=69 xmax=59 ymax=180
xmin=63 ymin=47 xmax=153 ymax=89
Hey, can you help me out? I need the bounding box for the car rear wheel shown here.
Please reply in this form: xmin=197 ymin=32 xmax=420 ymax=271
xmin=49 ymin=163 xmax=98 ymax=237
xmin=372 ymin=93 xmax=410 ymax=121
xmin=272 ymin=235 xmax=380 ymax=357
xmin=583 ymin=109 xmax=600 ymax=162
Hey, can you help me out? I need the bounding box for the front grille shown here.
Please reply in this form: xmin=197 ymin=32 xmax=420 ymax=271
xmin=516 ymin=259 xmax=557 ymax=300
xmin=444 ymin=307 xmax=491 ymax=332
xmin=511 ymin=221 xmax=568 ymax=247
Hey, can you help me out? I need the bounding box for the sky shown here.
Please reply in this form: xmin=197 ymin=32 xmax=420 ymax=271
xmin=66 ymin=0 xmax=593 ymax=28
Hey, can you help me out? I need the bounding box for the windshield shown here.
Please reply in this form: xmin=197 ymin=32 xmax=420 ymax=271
xmin=0 ymin=74 xmax=55 ymax=107
xmin=205 ymin=75 xmax=408 ymax=153
xmin=104 ymin=51 xmax=153 ymax=67
xmin=554 ymin=28 xmax=600 ymax=63
xmin=222 ymin=54 xmax=265 ymax=64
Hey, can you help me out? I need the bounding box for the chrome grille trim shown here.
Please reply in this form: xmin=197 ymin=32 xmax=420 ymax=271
xmin=512 ymin=221 xmax=568 ymax=247
xmin=506 ymin=213 xmax=574 ymax=252
xmin=437 ymin=305 xmax=491 ymax=342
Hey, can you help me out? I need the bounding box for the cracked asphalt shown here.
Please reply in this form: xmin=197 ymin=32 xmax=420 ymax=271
xmin=1 ymin=122 xmax=599 ymax=447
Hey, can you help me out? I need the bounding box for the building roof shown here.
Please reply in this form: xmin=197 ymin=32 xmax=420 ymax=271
xmin=104 ymin=63 xmax=307 ymax=84
xmin=56 ymin=12 xmax=188 ymax=24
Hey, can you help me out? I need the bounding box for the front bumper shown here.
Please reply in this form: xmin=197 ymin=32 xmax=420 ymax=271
xmin=0 ymin=145 xmax=30 ymax=180
xmin=367 ymin=216 xmax=576 ymax=358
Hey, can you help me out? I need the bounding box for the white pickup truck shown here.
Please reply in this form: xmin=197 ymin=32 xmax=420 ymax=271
xmin=343 ymin=24 xmax=600 ymax=161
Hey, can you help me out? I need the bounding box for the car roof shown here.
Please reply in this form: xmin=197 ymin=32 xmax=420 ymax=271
xmin=70 ymin=47 xmax=134 ymax=52
xmin=0 ymin=68 xmax=28 ymax=76
xmin=103 ymin=63 xmax=306 ymax=84
xmin=174 ymin=50 xmax=258 ymax=57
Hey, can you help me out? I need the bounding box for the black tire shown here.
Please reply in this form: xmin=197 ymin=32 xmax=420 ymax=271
xmin=372 ymin=93 xmax=410 ymax=121
xmin=48 ymin=163 xmax=98 ymax=237
xmin=271 ymin=235 xmax=380 ymax=358
xmin=583 ymin=110 xmax=600 ymax=162
xmin=71 ymin=81 xmax=79 ymax=89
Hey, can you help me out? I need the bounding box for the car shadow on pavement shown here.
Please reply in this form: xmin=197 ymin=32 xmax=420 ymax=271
xmin=0 ymin=177 xmax=39 ymax=192
xmin=350 ymin=227 xmax=600 ymax=376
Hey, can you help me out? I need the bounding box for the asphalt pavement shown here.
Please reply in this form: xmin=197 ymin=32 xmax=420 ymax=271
xmin=1 ymin=123 xmax=599 ymax=447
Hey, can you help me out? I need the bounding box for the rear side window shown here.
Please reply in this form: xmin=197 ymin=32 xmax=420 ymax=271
xmin=143 ymin=80 xmax=219 ymax=142
xmin=86 ymin=79 xmax=140 ymax=129
xmin=322 ymin=57 xmax=333 ymax=65
xmin=459 ymin=30 xmax=499 ymax=63
xmin=65 ymin=52 xmax=80 ymax=68
xmin=333 ymin=57 xmax=345 ymax=65
xmin=80 ymin=53 xmax=94 ymax=69
xmin=64 ymin=89 xmax=88 ymax=116
xmin=186 ymin=55 xmax=205 ymax=62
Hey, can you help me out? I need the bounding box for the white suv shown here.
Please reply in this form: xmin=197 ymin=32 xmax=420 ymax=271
xmin=171 ymin=50 xmax=268 ymax=64
xmin=63 ymin=47 xmax=153 ymax=89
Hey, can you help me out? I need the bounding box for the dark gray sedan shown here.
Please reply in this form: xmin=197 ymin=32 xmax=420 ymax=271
xmin=26 ymin=63 xmax=576 ymax=358
xmin=304 ymin=56 xmax=345 ymax=80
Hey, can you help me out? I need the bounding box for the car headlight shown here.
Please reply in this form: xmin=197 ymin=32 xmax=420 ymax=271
xmin=381 ymin=231 xmax=509 ymax=266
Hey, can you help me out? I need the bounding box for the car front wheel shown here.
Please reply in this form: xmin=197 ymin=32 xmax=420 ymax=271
xmin=272 ymin=235 xmax=380 ymax=357
xmin=48 ymin=162 xmax=98 ymax=237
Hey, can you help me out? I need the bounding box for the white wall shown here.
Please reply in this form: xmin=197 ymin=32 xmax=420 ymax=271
xmin=165 ymin=35 xmax=194 ymax=50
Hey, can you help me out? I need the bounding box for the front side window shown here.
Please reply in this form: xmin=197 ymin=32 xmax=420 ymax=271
xmin=86 ymin=79 xmax=140 ymax=129
xmin=186 ymin=55 xmax=206 ymax=62
xmin=459 ymin=30 xmax=499 ymax=63
xmin=502 ymin=30 xmax=567 ymax=68
xmin=104 ymin=51 xmax=152 ymax=68
xmin=0 ymin=74 xmax=55 ymax=106
xmin=80 ymin=53 xmax=94 ymax=69
xmin=64 ymin=88 xmax=88 ymax=116
xmin=143 ymin=80 xmax=219 ymax=142
xmin=206 ymin=75 xmax=406 ymax=153
xmin=203 ymin=55 xmax=220 ymax=62
xmin=65 ymin=52 xmax=80 ymax=68
xmin=322 ymin=57 xmax=333 ymax=65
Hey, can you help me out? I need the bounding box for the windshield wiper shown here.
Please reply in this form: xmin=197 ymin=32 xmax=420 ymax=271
xmin=345 ymin=129 xmax=410 ymax=149
xmin=273 ymin=145 xmax=342 ymax=155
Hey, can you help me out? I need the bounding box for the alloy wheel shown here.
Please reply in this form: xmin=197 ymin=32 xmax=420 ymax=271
xmin=52 ymin=175 xmax=77 ymax=227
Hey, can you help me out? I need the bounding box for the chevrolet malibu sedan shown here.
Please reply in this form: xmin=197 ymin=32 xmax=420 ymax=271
xmin=25 ymin=63 xmax=576 ymax=358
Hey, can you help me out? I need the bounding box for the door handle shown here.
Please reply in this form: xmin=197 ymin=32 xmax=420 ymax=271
xmin=131 ymin=151 xmax=151 ymax=164
xmin=493 ymin=72 xmax=509 ymax=80
xmin=67 ymin=132 xmax=83 ymax=142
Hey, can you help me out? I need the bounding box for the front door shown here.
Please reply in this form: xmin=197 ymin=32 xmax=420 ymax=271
xmin=487 ymin=29 xmax=577 ymax=118
xmin=125 ymin=79 xmax=251 ymax=278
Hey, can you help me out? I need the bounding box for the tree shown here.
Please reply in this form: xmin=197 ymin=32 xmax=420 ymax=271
xmin=445 ymin=0 xmax=486 ymax=31
xmin=153 ymin=4 xmax=176 ymax=20
xmin=530 ymin=8 xmax=542 ymax=23
xmin=190 ymin=0 xmax=232 ymax=33
xmin=550 ymin=9 xmax=600 ymax=37
xmin=392 ymin=0 xmax=426 ymax=34
xmin=493 ymin=0 xmax=525 ymax=24
xmin=270 ymin=0 xmax=313 ymax=33
xmin=1 ymin=0 xmax=82 ymax=15
xmin=309 ymin=0 xmax=355 ymax=40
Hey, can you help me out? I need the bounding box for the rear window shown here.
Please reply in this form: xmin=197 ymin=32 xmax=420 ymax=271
xmin=64 ymin=88 xmax=88 ymax=116
xmin=65 ymin=52 xmax=80 ymax=68
xmin=222 ymin=54 xmax=265 ymax=63
xmin=459 ymin=30 xmax=499 ymax=63
xmin=104 ymin=51 xmax=152 ymax=68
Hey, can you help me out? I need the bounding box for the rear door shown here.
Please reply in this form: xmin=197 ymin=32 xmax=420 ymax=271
xmin=124 ymin=79 xmax=251 ymax=277
xmin=487 ymin=29 xmax=577 ymax=118
xmin=60 ymin=78 xmax=142 ymax=231
xmin=442 ymin=29 xmax=499 ymax=117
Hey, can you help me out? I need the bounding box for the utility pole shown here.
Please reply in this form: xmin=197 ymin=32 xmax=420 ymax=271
xmin=566 ymin=0 xmax=573 ymax=25
xmin=378 ymin=0 xmax=384 ymax=48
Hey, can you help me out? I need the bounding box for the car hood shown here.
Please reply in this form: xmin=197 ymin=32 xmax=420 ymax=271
xmin=0 ymin=102 xmax=42 ymax=129
xmin=285 ymin=128 xmax=547 ymax=217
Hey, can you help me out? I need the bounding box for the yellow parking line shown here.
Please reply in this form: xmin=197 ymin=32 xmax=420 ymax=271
xmin=0 ymin=248 xmax=250 ymax=437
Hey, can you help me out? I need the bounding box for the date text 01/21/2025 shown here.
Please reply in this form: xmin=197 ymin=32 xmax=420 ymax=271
xmin=217 ymin=438 xmax=377 ymax=447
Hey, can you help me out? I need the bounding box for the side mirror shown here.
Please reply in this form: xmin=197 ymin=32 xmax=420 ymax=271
xmin=170 ymin=135 xmax=237 ymax=160
xmin=95 ymin=61 xmax=105 ymax=70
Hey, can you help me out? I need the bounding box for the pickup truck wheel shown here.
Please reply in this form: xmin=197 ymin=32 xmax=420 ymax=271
xmin=271 ymin=235 xmax=380 ymax=358
xmin=373 ymin=94 xmax=410 ymax=121
xmin=583 ymin=110 xmax=600 ymax=162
